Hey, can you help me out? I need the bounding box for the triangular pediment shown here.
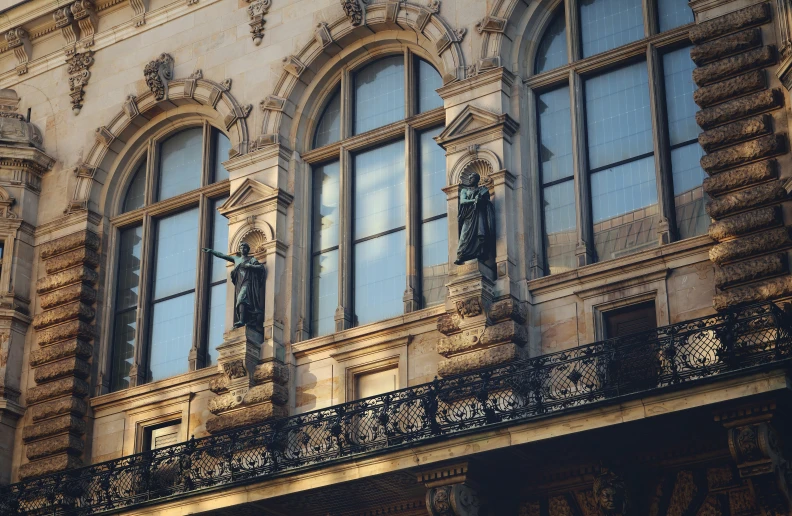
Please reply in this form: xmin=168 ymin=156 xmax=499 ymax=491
xmin=436 ymin=105 xmax=516 ymax=144
xmin=219 ymin=178 xmax=293 ymax=216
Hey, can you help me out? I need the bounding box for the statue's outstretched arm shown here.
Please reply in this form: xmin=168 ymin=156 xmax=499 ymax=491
xmin=202 ymin=248 xmax=236 ymax=262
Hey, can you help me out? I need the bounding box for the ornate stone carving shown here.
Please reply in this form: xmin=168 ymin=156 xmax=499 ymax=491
xmin=70 ymin=0 xmax=97 ymax=48
xmin=247 ymin=0 xmax=271 ymax=45
xmin=6 ymin=28 xmax=31 ymax=75
xmin=593 ymin=469 xmax=629 ymax=515
xmin=129 ymin=0 xmax=148 ymax=26
xmin=66 ymin=51 xmax=94 ymax=115
xmin=475 ymin=16 xmax=506 ymax=34
xmin=315 ymin=22 xmax=333 ymax=48
xmin=54 ymin=7 xmax=80 ymax=55
xmin=426 ymin=484 xmax=480 ymax=516
xmin=123 ymin=94 xmax=139 ymax=119
xmin=341 ymin=0 xmax=367 ymax=26
xmin=144 ymin=53 xmax=174 ymax=101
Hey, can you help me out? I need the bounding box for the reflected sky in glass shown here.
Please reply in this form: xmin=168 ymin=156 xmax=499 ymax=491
xmin=314 ymin=88 xmax=342 ymax=148
xmin=313 ymin=162 xmax=340 ymax=251
xmin=158 ymin=128 xmax=203 ymax=201
xmin=535 ymin=11 xmax=567 ymax=74
xmin=354 ymin=230 xmax=406 ymax=326
xmin=420 ymin=128 xmax=446 ymax=220
xmin=580 ymin=0 xmax=643 ymax=58
xmin=417 ymin=59 xmax=443 ymax=113
xmin=354 ymin=141 xmax=406 ymax=240
xmin=213 ymin=131 xmax=231 ymax=182
xmin=149 ymin=293 xmax=195 ymax=381
xmin=355 ymin=57 xmax=405 ymax=134
xmin=311 ymin=250 xmax=339 ymax=337
xmin=658 ymin=0 xmax=694 ymax=32
xmin=421 ymin=217 xmax=448 ymax=307
xmin=123 ymin=161 xmax=147 ymax=213
xmin=538 ymin=87 xmax=573 ymax=184
xmin=153 ymin=208 xmax=199 ymax=299
xmin=591 ymin=155 xmax=657 ymax=223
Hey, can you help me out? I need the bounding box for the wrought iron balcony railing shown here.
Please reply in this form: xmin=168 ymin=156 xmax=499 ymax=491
xmin=2 ymin=302 xmax=792 ymax=515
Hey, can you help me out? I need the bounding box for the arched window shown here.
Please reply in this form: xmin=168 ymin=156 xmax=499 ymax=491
xmin=308 ymin=54 xmax=446 ymax=337
xmin=531 ymin=0 xmax=702 ymax=275
xmin=110 ymin=124 xmax=231 ymax=391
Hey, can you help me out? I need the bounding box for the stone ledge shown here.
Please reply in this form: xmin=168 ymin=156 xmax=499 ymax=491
xmin=690 ymin=27 xmax=762 ymax=65
xmin=18 ymin=453 xmax=83 ymax=480
xmin=22 ymin=414 xmax=87 ymax=442
xmin=698 ymin=114 xmax=772 ymax=152
xmin=437 ymin=344 xmax=524 ymax=378
xmin=708 ymin=206 xmax=780 ymax=241
xmin=713 ymin=275 xmax=792 ymax=311
xmin=689 ymin=3 xmax=770 ymax=45
xmin=30 ymin=396 xmax=88 ymax=422
xmin=33 ymin=356 xmax=91 ymax=384
xmin=700 ymin=134 xmax=785 ymax=174
xmin=709 ymin=227 xmax=791 ymax=265
xmin=703 ymin=160 xmax=777 ymax=196
xmin=32 ymin=301 xmax=95 ymax=330
xmin=25 ymin=433 xmax=84 ymax=461
xmin=30 ymin=339 xmax=93 ymax=367
xmin=696 ymin=89 xmax=781 ymax=130
xmin=714 ymin=253 xmax=786 ymax=289
xmin=39 ymin=283 xmax=97 ymax=310
xmin=44 ymin=247 xmax=100 ymax=275
xmin=694 ymin=70 xmax=766 ymax=108
xmin=40 ymin=230 xmax=100 ymax=260
xmin=205 ymin=402 xmax=289 ymax=434
xmin=36 ymin=266 xmax=98 ymax=294
xmin=693 ymin=46 xmax=775 ymax=87
xmin=26 ymin=376 xmax=90 ymax=405
xmin=705 ymin=181 xmax=786 ymax=219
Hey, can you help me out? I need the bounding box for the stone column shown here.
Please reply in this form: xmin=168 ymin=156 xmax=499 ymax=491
xmin=421 ymin=462 xmax=481 ymax=516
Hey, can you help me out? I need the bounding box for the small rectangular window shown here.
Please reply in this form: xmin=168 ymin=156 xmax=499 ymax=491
xmin=143 ymin=420 xmax=181 ymax=451
xmin=603 ymin=301 xmax=657 ymax=339
xmin=354 ymin=367 xmax=397 ymax=400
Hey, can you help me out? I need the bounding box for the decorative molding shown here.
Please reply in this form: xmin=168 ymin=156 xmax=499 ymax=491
xmin=315 ymin=22 xmax=333 ymax=48
xmin=475 ymin=15 xmax=506 ymax=34
xmin=341 ymin=0 xmax=367 ymax=26
xmin=129 ymin=0 xmax=149 ymax=26
xmin=122 ymin=94 xmax=139 ymax=119
xmin=94 ymin=125 xmax=114 ymax=147
xmin=71 ymin=0 xmax=98 ymax=48
xmin=282 ymin=55 xmax=306 ymax=78
xmin=247 ymin=0 xmax=271 ymax=46
xmin=5 ymin=28 xmax=31 ymax=75
xmin=53 ymin=7 xmax=80 ymax=56
xmin=260 ymin=95 xmax=285 ymax=111
xmin=66 ymin=50 xmax=94 ymax=115
xmin=144 ymin=53 xmax=174 ymax=101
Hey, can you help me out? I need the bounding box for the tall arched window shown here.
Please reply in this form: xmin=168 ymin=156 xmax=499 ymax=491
xmin=531 ymin=0 xmax=703 ymax=275
xmin=306 ymin=53 xmax=446 ymax=337
xmin=110 ymin=124 xmax=231 ymax=391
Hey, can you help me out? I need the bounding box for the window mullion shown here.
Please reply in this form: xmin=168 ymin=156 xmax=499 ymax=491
xmin=568 ymin=70 xmax=595 ymax=266
xmin=145 ymin=139 xmax=157 ymax=206
xmin=201 ymin=120 xmax=212 ymax=187
xmin=565 ymin=0 xmax=581 ymax=63
xmin=190 ymin=194 xmax=210 ymax=372
xmin=644 ymin=0 xmax=658 ymax=38
xmin=337 ymin=146 xmax=354 ymax=331
xmin=341 ymin=68 xmax=352 ymax=140
xmin=131 ymin=213 xmax=154 ymax=387
xmin=646 ymin=44 xmax=677 ymax=244
xmin=404 ymin=126 xmax=419 ymax=312
xmin=405 ymin=49 xmax=415 ymax=119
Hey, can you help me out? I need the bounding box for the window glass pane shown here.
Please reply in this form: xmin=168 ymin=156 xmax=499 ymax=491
xmin=206 ymin=283 xmax=226 ymax=367
xmin=672 ymin=143 xmax=709 ymax=240
xmin=658 ymin=0 xmax=694 ymax=32
xmin=543 ymin=180 xmax=577 ymax=274
xmin=149 ymin=293 xmax=195 ymax=381
xmin=211 ymin=198 xmax=229 ymax=284
xmin=420 ymin=128 xmax=446 ymax=220
xmin=535 ymin=11 xmax=568 ymax=74
xmin=585 ymin=62 xmax=653 ymax=170
xmin=158 ymin=128 xmax=203 ymax=201
xmin=538 ymin=86 xmax=573 ymax=184
xmin=354 ymin=230 xmax=406 ymax=326
xmin=592 ymin=156 xmax=659 ymax=260
xmin=417 ymin=59 xmax=443 ymax=113
xmin=110 ymin=225 xmax=143 ymax=391
xmin=213 ymin=131 xmax=231 ymax=182
xmin=110 ymin=310 xmax=136 ymax=391
xmin=354 ymin=56 xmax=405 ymax=134
xmin=153 ymin=208 xmax=199 ymax=300
xmin=123 ymin=161 xmax=147 ymax=213
xmin=313 ymin=162 xmax=341 ymax=251
xmin=580 ymin=0 xmax=643 ymax=58
xmin=664 ymin=47 xmax=700 ymax=146
xmin=314 ymin=88 xmax=342 ymax=148
xmin=421 ymin=217 xmax=448 ymax=307
xmin=311 ymin=249 xmax=339 ymax=337
xmin=354 ymin=140 xmax=406 ymax=240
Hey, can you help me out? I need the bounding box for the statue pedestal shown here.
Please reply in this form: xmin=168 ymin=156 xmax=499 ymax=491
xmin=205 ymin=325 xmax=288 ymax=433
xmin=437 ymin=261 xmax=527 ymax=377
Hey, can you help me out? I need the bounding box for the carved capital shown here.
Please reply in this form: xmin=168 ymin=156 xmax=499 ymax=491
xmin=144 ymin=53 xmax=174 ymax=101
xmin=426 ymin=485 xmax=480 ymax=516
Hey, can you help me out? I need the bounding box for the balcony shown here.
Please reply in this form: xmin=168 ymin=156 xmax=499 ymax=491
xmin=1 ymin=302 xmax=791 ymax=515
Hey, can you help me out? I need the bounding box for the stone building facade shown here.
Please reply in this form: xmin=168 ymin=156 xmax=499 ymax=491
xmin=0 ymin=0 xmax=791 ymax=514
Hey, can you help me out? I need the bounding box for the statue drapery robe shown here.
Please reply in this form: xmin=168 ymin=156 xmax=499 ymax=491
xmin=456 ymin=185 xmax=495 ymax=264
xmin=231 ymin=255 xmax=265 ymax=327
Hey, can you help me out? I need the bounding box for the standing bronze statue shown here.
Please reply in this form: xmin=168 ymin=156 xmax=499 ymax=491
xmin=455 ymin=172 xmax=495 ymax=265
xmin=202 ymin=242 xmax=265 ymax=328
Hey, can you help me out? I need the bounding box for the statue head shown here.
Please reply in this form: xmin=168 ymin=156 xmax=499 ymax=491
xmin=461 ymin=172 xmax=480 ymax=188
xmin=593 ymin=469 xmax=628 ymax=515
xmin=239 ymin=242 xmax=250 ymax=256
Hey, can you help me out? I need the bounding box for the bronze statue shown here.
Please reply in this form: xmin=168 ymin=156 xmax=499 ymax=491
xmin=202 ymin=242 xmax=265 ymax=329
xmin=455 ymin=172 xmax=495 ymax=265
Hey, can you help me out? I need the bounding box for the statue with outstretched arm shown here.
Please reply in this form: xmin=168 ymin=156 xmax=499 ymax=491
xmin=202 ymin=242 xmax=265 ymax=328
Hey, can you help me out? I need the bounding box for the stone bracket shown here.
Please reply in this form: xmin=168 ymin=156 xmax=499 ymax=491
xmin=5 ymin=28 xmax=31 ymax=75
xmin=420 ymin=462 xmax=481 ymax=516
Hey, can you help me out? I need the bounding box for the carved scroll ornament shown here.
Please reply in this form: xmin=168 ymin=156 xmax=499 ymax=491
xmin=144 ymin=53 xmax=174 ymax=101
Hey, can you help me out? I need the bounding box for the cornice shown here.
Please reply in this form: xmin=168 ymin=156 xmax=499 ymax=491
xmin=436 ymin=66 xmax=515 ymax=100
xmin=0 ymin=144 xmax=55 ymax=172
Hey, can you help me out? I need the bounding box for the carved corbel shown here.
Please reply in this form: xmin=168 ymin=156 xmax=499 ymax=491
xmin=66 ymin=50 xmax=94 ymax=115
xmin=184 ymin=69 xmax=202 ymax=98
xmin=247 ymin=0 xmax=271 ymax=45
xmin=282 ymin=55 xmax=305 ymax=78
xmin=315 ymin=22 xmax=333 ymax=48
xmin=123 ymin=94 xmax=139 ymax=119
xmin=475 ymin=16 xmax=506 ymax=34
xmin=64 ymin=163 xmax=98 ymax=214
xmin=0 ymin=193 xmax=17 ymax=219
xmin=5 ymin=28 xmax=32 ymax=75
xmin=70 ymin=0 xmax=98 ymax=48
xmin=144 ymin=53 xmax=174 ymax=101
xmin=53 ymin=7 xmax=80 ymax=56
xmin=436 ymin=27 xmax=466 ymax=55
xmin=223 ymin=104 xmax=252 ymax=130
xmin=129 ymin=0 xmax=149 ymax=26
xmin=94 ymin=125 xmax=115 ymax=147
xmin=341 ymin=0 xmax=367 ymax=27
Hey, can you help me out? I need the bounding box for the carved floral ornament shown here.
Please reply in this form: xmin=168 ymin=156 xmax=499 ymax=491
xmin=247 ymin=0 xmax=272 ymax=45
xmin=144 ymin=53 xmax=175 ymax=101
xmin=341 ymin=0 xmax=367 ymax=26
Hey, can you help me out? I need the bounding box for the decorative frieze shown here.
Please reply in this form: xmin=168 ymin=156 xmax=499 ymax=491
xmin=247 ymin=0 xmax=271 ymax=46
xmin=5 ymin=28 xmax=31 ymax=75
xmin=66 ymin=51 xmax=94 ymax=115
xmin=144 ymin=53 xmax=174 ymax=101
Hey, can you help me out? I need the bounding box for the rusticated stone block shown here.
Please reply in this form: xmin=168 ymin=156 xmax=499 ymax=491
xmin=23 ymin=414 xmax=87 ymax=442
xmin=30 ymin=339 xmax=92 ymax=367
xmin=208 ymin=383 xmax=289 ymax=414
xmin=37 ymin=320 xmax=94 ymax=347
xmin=209 ymin=373 xmax=228 ymax=394
xmin=18 ymin=453 xmax=82 ymax=480
xmin=694 ymin=70 xmax=765 ymax=108
xmin=36 ymin=266 xmax=98 ymax=294
xmin=703 ymin=160 xmax=777 ymax=196
xmin=709 ymin=227 xmax=791 ymax=265
xmin=26 ymin=434 xmax=84 ymax=460
xmin=437 ymin=314 xmax=460 ymax=335
xmin=700 ymin=135 xmax=785 ymax=174
xmin=698 ymin=115 xmax=772 ymax=152
xmin=44 ymin=247 xmax=100 ymax=275
xmin=205 ymin=402 xmax=288 ymax=434
xmin=689 ymin=3 xmax=770 ymax=45
xmin=437 ymin=343 xmax=523 ymax=378
xmin=32 ymin=301 xmax=94 ymax=330
xmin=705 ymin=181 xmax=786 ymax=219
xmin=26 ymin=376 xmax=89 ymax=405
xmin=693 ymin=46 xmax=775 ymax=87
xmin=715 ymin=253 xmax=786 ymax=289
xmin=40 ymin=230 xmax=100 ymax=259
xmin=696 ymin=89 xmax=781 ymax=130
xmin=708 ymin=206 xmax=780 ymax=241
xmin=713 ymin=275 xmax=792 ymax=311
xmin=480 ymin=321 xmax=528 ymax=347
xmin=31 ymin=396 xmax=88 ymax=422
xmin=690 ymin=28 xmax=762 ymax=65
xmin=34 ymin=357 xmax=90 ymax=384
xmin=253 ymin=360 xmax=289 ymax=385
xmin=488 ymin=298 xmax=527 ymax=324
xmin=40 ymin=283 xmax=96 ymax=310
